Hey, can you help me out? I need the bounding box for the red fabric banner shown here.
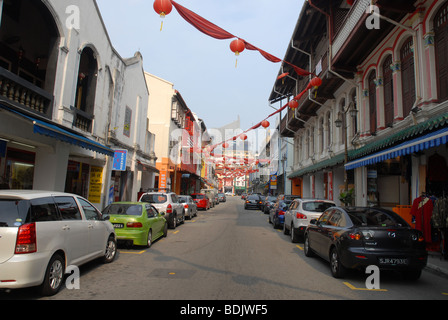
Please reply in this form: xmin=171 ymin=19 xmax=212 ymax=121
xmin=171 ymin=1 xmax=235 ymax=40
xmin=170 ymin=1 xmax=313 ymax=77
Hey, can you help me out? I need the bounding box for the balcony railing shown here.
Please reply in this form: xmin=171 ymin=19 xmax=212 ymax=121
xmin=0 ymin=67 xmax=53 ymax=119
xmin=332 ymin=0 xmax=370 ymax=60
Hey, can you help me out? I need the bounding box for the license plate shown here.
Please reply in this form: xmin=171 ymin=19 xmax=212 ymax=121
xmin=379 ymin=257 xmax=409 ymax=265
xmin=113 ymin=223 xmax=124 ymax=229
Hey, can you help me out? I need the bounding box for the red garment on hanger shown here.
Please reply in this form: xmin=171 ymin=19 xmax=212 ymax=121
xmin=411 ymin=196 xmax=433 ymax=242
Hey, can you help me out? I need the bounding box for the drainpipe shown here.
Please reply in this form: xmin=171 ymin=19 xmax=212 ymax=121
xmin=290 ymin=41 xmax=324 ymax=116
xmin=273 ymin=87 xmax=296 ymax=134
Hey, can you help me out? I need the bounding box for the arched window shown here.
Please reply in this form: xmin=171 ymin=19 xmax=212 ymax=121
xmin=383 ymin=55 xmax=394 ymax=127
xmin=368 ymin=70 xmax=377 ymax=134
xmin=74 ymin=47 xmax=98 ymax=132
xmin=434 ymin=2 xmax=448 ymax=102
xmin=400 ymin=37 xmax=415 ymax=116
xmin=0 ymin=0 xmax=60 ymax=118
xmin=319 ymin=117 xmax=324 ymax=154
xmin=326 ymin=111 xmax=332 ymax=149
xmin=350 ymin=89 xmax=358 ymax=138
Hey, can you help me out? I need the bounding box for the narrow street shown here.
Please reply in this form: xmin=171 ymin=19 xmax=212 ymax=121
xmin=2 ymin=197 xmax=447 ymax=303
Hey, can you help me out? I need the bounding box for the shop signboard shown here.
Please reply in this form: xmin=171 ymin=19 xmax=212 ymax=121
xmin=113 ymin=149 xmax=127 ymax=171
xmin=88 ymin=166 xmax=103 ymax=204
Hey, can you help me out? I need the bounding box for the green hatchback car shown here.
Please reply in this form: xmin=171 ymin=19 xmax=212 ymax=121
xmin=102 ymin=202 xmax=167 ymax=247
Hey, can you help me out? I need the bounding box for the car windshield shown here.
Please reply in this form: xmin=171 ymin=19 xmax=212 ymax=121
xmin=303 ymin=201 xmax=334 ymax=212
xmin=0 ymin=199 xmax=31 ymax=227
xmin=247 ymin=195 xmax=260 ymax=200
xmin=347 ymin=208 xmax=408 ymax=227
xmin=140 ymin=194 xmax=167 ymax=203
xmin=267 ymin=196 xmax=277 ymax=202
xmin=103 ymin=204 xmax=142 ymax=216
xmin=191 ymin=194 xmax=205 ymax=199
xmin=178 ymin=196 xmax=188 ymax=203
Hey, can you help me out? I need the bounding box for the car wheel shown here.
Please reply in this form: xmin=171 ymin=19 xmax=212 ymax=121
xmin=39 ymin=253 xmax=65 ymax=296
xmin=103 ymin=235 xmax=117 ymax=263
xmin=171 ymin=215 xmax=177 ymax=229
xmin=291 ymin=225 xmax=300 ymax=243
xmin=146 ymin=229 xmax=152 ymax=248
xmin=330 ymin=247 xmax=346 ymax=278
xmin=163 ymin=222 xmax=168 ymax=237
xmin=304 ymin=234 xmax=314 ymax=257
xmin=273 ymin=216 xmax=280 ymax=229
xmin=283 ymin=223 xmax=290 ymax=235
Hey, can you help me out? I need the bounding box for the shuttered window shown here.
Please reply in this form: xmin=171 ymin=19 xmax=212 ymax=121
xmin=401 ymin=37 xmax=416 ymax=116
xmin=383 ymin=55 xmax=394 ymax=127
xmin=368 ymin=70 xmax=377 ymax=134
xmin=435 ymin=2 xmax=448 ymax=103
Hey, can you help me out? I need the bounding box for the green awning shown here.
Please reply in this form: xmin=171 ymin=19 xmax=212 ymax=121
xmin=288 ymin=153 xmax=346 ymax=178
xmin=349 ymin=112 xmax=448 ymax=160
xmin=288 ymin=112 xmax=448 ymax=179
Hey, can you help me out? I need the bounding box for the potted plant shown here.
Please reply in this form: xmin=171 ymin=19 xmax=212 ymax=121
xmin=339 ymin=188 xmax=354 ymax=206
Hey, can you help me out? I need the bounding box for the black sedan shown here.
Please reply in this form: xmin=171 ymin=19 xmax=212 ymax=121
xmin=304 ymin=207 xmax=427 ymax=280
xmin=244 ymin=194 xmax=263 ymax=210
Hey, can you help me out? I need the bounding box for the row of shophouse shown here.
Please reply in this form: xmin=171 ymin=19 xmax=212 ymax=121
xmin=0 ymin=0 xmax=217 ymax=209
xmin=265 ymin=0 xmax=448 ymax=250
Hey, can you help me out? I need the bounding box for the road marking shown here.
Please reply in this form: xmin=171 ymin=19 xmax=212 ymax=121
xmin=343 ymin=282 xmax=388 ymax=292
xmin=120 ymin=250 xmax=146 ymax=255
xmin=442 ymin=292 xmax=448 ymax=296
xmin=173 ymin=230 xmax=180 ymax=234
xmin=296 ymin=245 xmax=303 ymax=251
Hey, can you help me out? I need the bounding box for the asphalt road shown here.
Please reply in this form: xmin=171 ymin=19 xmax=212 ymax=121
xmin=2 ymin=197 xmax=448 ymax=304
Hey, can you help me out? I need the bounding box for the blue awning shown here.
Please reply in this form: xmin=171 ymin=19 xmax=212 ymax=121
xmin=1 ymin=105 xmax=114 ymax=156
xmin=345 ymin=127 xmax=448 ymax=170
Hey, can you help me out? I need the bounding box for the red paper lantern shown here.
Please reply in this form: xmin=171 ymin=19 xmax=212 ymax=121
xmin=240 ymin=134 xmax=248 ymax=141
xmin=310 ymin=77 xmax=323 ymax=89
xmin=222 ymin=142 xmax=229 ymax=148
xmin=153 ymin=0 xmax=173 ymax=17
xmin=230 ymin=39 xmax=245 ymax=56
xmin=261 ymin=120 xmax=270 ymax=128
xmin=289 ymin=100 xmax=299 ymax=109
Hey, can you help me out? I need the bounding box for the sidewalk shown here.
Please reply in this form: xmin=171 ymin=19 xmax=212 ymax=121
xmin=425 ymin=252 xmax=448 ymax=279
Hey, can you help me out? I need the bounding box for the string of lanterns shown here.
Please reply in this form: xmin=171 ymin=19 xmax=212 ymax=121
xmin=152 ymin=0 xmax=323 ymax=174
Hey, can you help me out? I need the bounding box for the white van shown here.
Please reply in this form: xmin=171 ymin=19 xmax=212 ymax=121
xmin=0 ymin=190 xmax=117 ymax=296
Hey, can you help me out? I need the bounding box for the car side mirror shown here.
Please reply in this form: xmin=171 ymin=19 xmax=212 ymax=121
xmin=310 ymin=219 xmax=318 ymax=225
xmin=102 ymin=215 xmax=110 ymax=221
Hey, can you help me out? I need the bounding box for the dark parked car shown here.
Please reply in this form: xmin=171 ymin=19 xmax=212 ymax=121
xmin=269 ymin=200 xmax=292 ymax=229
xmin=304 ymin=207 xmax=427 ymax=280
xmin=244 ymin=194 xmax=263 ymax=210
xmin=262 ymin=196 xmax=277 ymax=214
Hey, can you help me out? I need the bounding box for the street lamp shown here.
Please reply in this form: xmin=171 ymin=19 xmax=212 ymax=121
xmin=335 ymin=102 xmax=358 ymax=194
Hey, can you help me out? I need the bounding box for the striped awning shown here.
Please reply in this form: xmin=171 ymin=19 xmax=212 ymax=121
xmin=345 ymin=127 xmax=448 ymax=170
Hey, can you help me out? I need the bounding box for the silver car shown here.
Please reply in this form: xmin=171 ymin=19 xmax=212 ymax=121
xmin=283 ymin=199 xmax=336 ymax=242
xmin=0 ymin=190 xmax=116 ymax=296
xmin=139 ymin=192 xmax=184 ymax=228
xmin=178 ymin=195 xmax=198 ymax=220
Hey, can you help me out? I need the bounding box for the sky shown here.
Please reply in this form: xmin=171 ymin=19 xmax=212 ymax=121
xmin=96 ymin=0 xmax=305 ymax=133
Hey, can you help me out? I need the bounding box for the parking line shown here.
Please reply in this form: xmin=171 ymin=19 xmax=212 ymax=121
xmin=296 ymin=245 xmax=303 ymax=251
xmin=443 ymin=292 xmax=448 ymax=296
xmin=173 ymin=230 xmax=180 ymax=234
xmin=343 ymin=281 xmax=388 ymax=292
xmin=120 ymin=250 xmax=146 ymax=255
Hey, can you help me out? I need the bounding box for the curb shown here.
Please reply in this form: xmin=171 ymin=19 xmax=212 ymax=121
xmin=425 ymin=263 xmax=448 ymax=279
